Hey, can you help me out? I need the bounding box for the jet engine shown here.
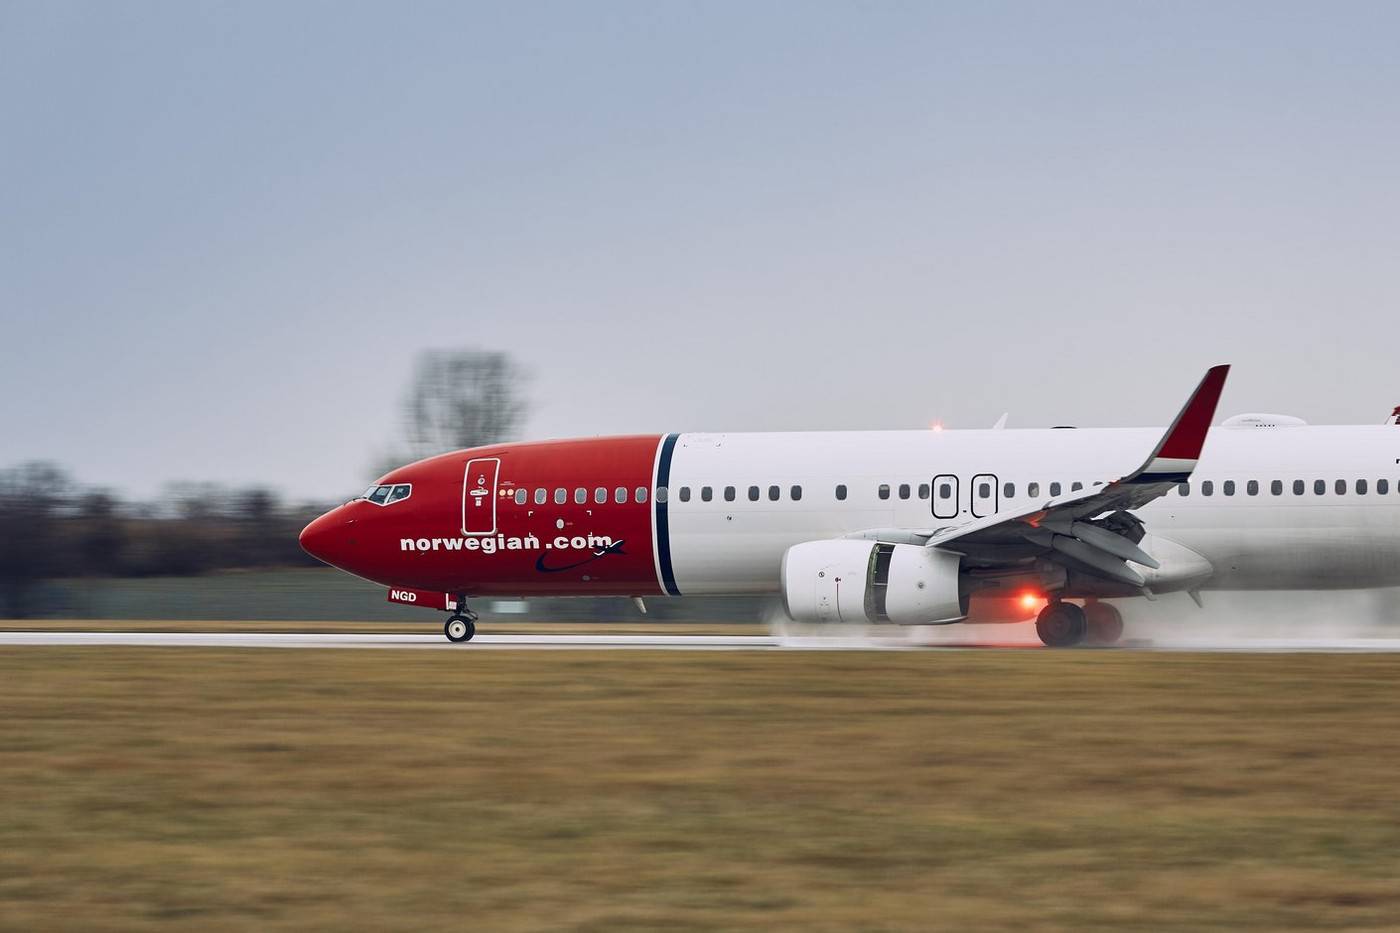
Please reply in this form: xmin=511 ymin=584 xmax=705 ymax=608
xmin=780 ymin=539 xmax=968 ymax=625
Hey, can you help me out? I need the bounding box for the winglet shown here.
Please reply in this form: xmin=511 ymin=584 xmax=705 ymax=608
xmin=1127 ymin=364 xmax=1230 ymax=484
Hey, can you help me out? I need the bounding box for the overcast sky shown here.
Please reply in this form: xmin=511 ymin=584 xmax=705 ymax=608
xmin=3 ymin=1 xmax=1398 ymax=500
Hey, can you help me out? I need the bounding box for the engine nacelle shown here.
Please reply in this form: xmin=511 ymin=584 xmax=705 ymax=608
xmin=780 ymin=540 xmax=968 ymax=625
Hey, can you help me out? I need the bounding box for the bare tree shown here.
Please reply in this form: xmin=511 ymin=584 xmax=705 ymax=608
xmin=399 ymin=349 xmax=529 ymax=460
xmin=0 ymin=462 xmax=72 ymax=617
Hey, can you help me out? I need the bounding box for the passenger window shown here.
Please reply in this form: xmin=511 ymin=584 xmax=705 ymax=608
xmin=701 ymin=486 xmax=713 ymax=502
xmin=1293 ymin=480 xmax=1304 ymax=495
xmin=1223 ymin=480 xmax=1235 ymax=496
xmin=535 ymin=488 xmax=547 ymax=505
xmin=368 ymin=485 xmax=392 ymax=505
xmin=835 ymin=484 xmax=847 ymax=501
xmin=1028 ymin=482 xmax=1040 ymax=497
xmin=554 ymin=488 xmax=567 ymax=504
xmin=878 ymin=484 xmax=891 ymax=500
xmin=724 ymin=486 xmax=736 ymax=502
xmin=898 ymin=483 xmax=911 ymax=500
xmin=768 ymin=485 xmax=780 ymax=501
xmin=635 ymin=486 xmax=649 ymax=504
xmin=595 ymin=487 xmax=608 ymax=504
xmin=615 ymin=487 xmax=628 ymax=504
xmin=791 ymin=485 xmax=802 ymax=501
xmin=1202 ymin=481 xmax=1214 ymax=496
xmin=1050 ymin=482 xmax=1062 ymax=496
xmin=1271 ymin=480 xmax=1282 ymax=496
xmin=1357 ymin=479 xmax=1368 ymax=495
xmin=678 ymin=486 xmax=691 ymax=502
xmin=514 ymin=489 xmax=527 ymax=505
xmin=1336 ymin=479 xmax=1347 ymax=495
xmin=979 ymin=482 xmax=991 ymax=498
xmin=575 ymin=488 xmax=587 ymax=504
xmin=1380 ymin=479 xmax=1391 ymax=495
xmin=918 ymin=483 xmax=930 ymax=500
xmin=1003 ymin=482 xmax=1015 ymax=498
xmin=1246 ymin=480 xmax=1258 ymax=496
xmin=657 ymin=487 xmax=669 ymax=503
xmin=748 ymin=486 xmax=760 ymax=501
xmin=939 ymin=483 xmax=953 ymax=500
xmin=1314 ymin=479 xmax=1325 ymax=495
xmin=1178 ymin=482 xmax=1189 ymax=496
xmin=387 ymin=484 xmax=412 ymax=504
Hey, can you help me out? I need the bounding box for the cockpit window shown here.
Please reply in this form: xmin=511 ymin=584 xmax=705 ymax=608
xmin=359 ymin=483 xmax=411 ymax=506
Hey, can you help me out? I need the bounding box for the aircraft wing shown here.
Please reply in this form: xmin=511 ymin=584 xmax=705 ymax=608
xmin=850 ymin=365 xmax=1230 ymax=588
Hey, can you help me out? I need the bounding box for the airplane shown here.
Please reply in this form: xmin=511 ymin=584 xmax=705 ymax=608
xmin=299 ymin=365 xmax=1400 ymax=646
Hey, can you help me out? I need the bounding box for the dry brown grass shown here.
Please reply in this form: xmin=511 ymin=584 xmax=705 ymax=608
xmin=3 ymin=649 xmax=1400 ymax=931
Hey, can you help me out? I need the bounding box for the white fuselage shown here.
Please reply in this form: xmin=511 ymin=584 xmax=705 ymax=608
xmin=658 ymin=425 xmax=1400 ymax=594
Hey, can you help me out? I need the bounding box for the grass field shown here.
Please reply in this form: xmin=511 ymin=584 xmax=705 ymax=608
xmin=4 ymin=649 xmax=1400 ymax=931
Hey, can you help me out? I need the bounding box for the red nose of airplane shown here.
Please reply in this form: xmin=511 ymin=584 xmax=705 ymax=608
xmin=299 ymin=508 xmax=354 ymax=570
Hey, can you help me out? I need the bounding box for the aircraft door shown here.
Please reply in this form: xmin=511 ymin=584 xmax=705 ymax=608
xmin=931 ymin=474 xmax=959 ymax=520
xmin=971 ymin=473 xmax=999 ymax=518
xmin=462 ymin=457 xmax=500 ymax=535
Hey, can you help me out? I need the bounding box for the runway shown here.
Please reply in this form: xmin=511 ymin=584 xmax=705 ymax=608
xmin=6 ymin=630 xmax=1400 ymax=651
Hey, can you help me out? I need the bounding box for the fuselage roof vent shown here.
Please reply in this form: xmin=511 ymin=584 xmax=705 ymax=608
xmin=1221 ymin=413 xmax=1307 ymax=429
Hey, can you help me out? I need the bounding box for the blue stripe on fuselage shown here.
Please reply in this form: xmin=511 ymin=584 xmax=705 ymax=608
xmin=655 ymin=433 xmax=681 ymax=596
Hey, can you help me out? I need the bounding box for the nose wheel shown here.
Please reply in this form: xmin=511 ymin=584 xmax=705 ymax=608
xmin=444 ymin=612 xmax=477 ymax=644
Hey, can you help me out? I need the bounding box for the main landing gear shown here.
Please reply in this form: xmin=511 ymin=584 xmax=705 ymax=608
xmin=1034 ymin=600 xmax=1124 ymax=648
xmin=444 ymin=600 xmax=478 ymax=644
xmin=1084 ymin=601 xmax=1124 ymax=646
xmin=1035 ymin=601 xmax=1086 ymax=648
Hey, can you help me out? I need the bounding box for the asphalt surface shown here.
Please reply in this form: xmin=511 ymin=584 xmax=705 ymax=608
xmin=4 ymin=631 xmax=1400 ymax=651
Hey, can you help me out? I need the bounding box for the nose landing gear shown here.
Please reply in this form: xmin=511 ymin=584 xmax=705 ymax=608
xmin=444 ymin=598 xmax=478 ymax=643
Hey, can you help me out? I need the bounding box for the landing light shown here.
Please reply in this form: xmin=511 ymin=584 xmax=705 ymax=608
xmin=1020 ymin=593 xmax=1041 ymax=610
xmin=930 ymin=421 xmax=945 ymax=432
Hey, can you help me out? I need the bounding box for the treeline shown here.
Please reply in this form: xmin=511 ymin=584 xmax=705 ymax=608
xmin=0 ymin=462 xmax=330 ymax=617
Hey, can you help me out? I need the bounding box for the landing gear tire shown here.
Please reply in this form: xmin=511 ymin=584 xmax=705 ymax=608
xmin=1084 ymin=602 xmax=1124 ymax=646
xmin=1036 ymin=602 xmax=1087 ymax=648
xmin=444 ymin=615 xmax=476 ymax=644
